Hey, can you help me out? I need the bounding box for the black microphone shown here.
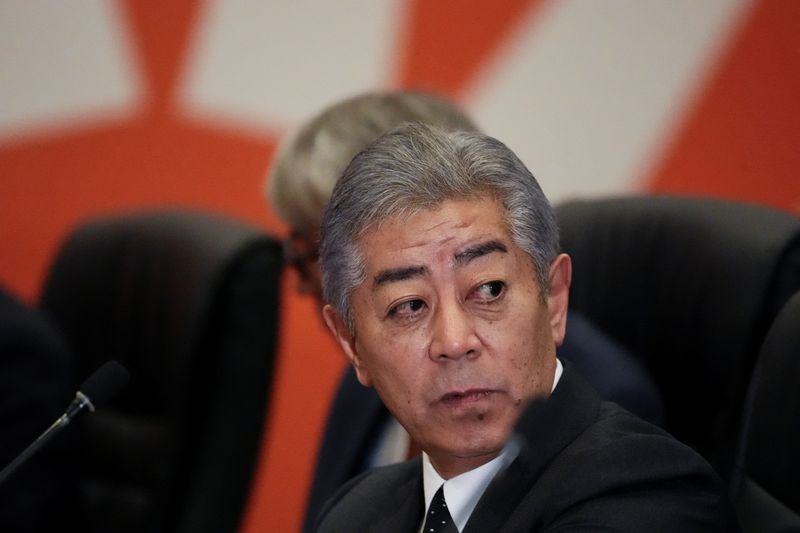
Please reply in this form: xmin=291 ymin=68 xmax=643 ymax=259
xmin=0 ymin=360 xmax=130 ymax=485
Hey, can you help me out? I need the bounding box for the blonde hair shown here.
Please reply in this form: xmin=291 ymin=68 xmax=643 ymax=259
xmin=265 ymin=91 xmax=478 ymax=232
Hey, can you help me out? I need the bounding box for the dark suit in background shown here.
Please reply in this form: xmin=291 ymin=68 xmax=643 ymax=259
xmin=314 ymin=362 xmax=736 ymax=532
xmin=0 ymin=286 xmax=84 ymax=532
xmin=304 ymin=312 xmax=666 ymax=531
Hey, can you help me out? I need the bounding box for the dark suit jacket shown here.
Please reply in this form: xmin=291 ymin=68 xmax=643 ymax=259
xmin=303 ymin=312 xmax=665 ymax=532
xmin=314 ymin=362 xmax=738 ymax=532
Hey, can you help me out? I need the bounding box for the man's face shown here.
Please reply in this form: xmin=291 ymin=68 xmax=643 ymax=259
xmin=324 ymin=197 xmax=571 ymax=478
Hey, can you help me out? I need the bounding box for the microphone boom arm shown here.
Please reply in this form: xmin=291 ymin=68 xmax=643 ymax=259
xmin=0 ymin=361 xmax=127 ymax=486
xmin=0 ymin=410 xmax=71 ymax=485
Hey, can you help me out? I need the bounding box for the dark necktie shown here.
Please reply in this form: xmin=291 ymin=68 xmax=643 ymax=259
xmin=422 ymin=485 xmax=457 ymax=533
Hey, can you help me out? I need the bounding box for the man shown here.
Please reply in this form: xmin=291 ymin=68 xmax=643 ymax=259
xmin=266 ymin=91 xmax=665 ymax=531
xmin=314 ymin=123 xmax=737 ymax=531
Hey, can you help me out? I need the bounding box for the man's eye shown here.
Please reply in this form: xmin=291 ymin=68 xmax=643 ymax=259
xmin=389 ymin=299 xmax=427 ymax=318
xmin=472 ymin=281 xmax=505 ymax=302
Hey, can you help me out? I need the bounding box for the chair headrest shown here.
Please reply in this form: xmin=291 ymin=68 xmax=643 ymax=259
xmin=40 ymin=209 xmax=282 ymax=412
xmin=557 ymin=195 xmax=800 ymax=460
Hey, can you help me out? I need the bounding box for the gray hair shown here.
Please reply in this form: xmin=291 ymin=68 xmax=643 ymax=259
xmin=320 ymin=122 xmax=560 ymax=331
xmin=266 ymin=91 xmax=478 ymax=232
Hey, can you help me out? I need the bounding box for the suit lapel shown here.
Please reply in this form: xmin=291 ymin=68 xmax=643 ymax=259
xmin=365 ymin=460 xmax=425 ymax=532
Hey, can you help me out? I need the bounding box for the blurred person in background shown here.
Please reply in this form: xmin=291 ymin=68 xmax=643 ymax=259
xmin=265 ymin=90 xmax=664 ymax=531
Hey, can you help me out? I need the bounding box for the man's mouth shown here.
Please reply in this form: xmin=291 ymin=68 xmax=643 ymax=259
xmin=439 ymin=389 xmax=497 ymax=404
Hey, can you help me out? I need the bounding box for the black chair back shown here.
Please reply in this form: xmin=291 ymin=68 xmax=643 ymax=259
xmin=731 ymin=291 xmax=800 ymax=531
xmin=557 ymin=195 xmax=800 ymax=476
xmin=39 ymin=210 xmax=283 ymax=533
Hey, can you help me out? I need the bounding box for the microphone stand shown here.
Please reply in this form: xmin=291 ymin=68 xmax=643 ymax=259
xmin=0 ymin=391 xmax=94 ymax=485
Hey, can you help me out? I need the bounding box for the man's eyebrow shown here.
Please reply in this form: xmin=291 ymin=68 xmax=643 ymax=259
xmin=371 ymin=240 xmax=506 ymax=289
xmin=454 ymin=239 xmax=508 ymax=266
xmin=373 ymin=265 xmax=428 ymax=290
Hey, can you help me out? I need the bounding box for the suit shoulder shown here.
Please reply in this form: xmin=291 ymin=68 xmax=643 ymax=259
xmin=529 ymin=404 xmax=738 ymax=531
xmin=555 ymin=402 xmax=719 ymax=484
xmin=314 ymin=459 xmax=421 ymax=533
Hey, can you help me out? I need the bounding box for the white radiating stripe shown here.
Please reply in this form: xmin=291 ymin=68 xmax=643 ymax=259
xmin=179 ymin=0 xmax=403 ymax=134
xmin=0 ymin=0 xmax=141 ymax=141
xmin=465 ymin=0 xmax=754 ymax=204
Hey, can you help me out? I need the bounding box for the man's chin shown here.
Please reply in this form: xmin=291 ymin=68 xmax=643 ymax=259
xmin=428 ymin=427 xmax=511 ymax=461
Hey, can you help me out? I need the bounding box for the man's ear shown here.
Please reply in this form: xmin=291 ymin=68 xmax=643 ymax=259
xmin=322 ymin=304 xmax=372 ymax=387
xmin=547 ymin=253 xmax=572 ymax=347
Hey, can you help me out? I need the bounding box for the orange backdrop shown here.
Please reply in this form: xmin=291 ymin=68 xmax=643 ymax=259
xmin=1 ymin=1 xmax=798 ymax=532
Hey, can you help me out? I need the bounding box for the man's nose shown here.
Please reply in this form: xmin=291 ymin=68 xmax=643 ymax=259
xmin=429 ymin=300 xmax=481 ymax=362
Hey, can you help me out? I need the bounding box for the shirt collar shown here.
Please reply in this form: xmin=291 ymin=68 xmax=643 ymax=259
xmin=421 ymin=438 xmax=520 ymax=532
xmin=420 ymin=358 xmax=563 ymax=531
